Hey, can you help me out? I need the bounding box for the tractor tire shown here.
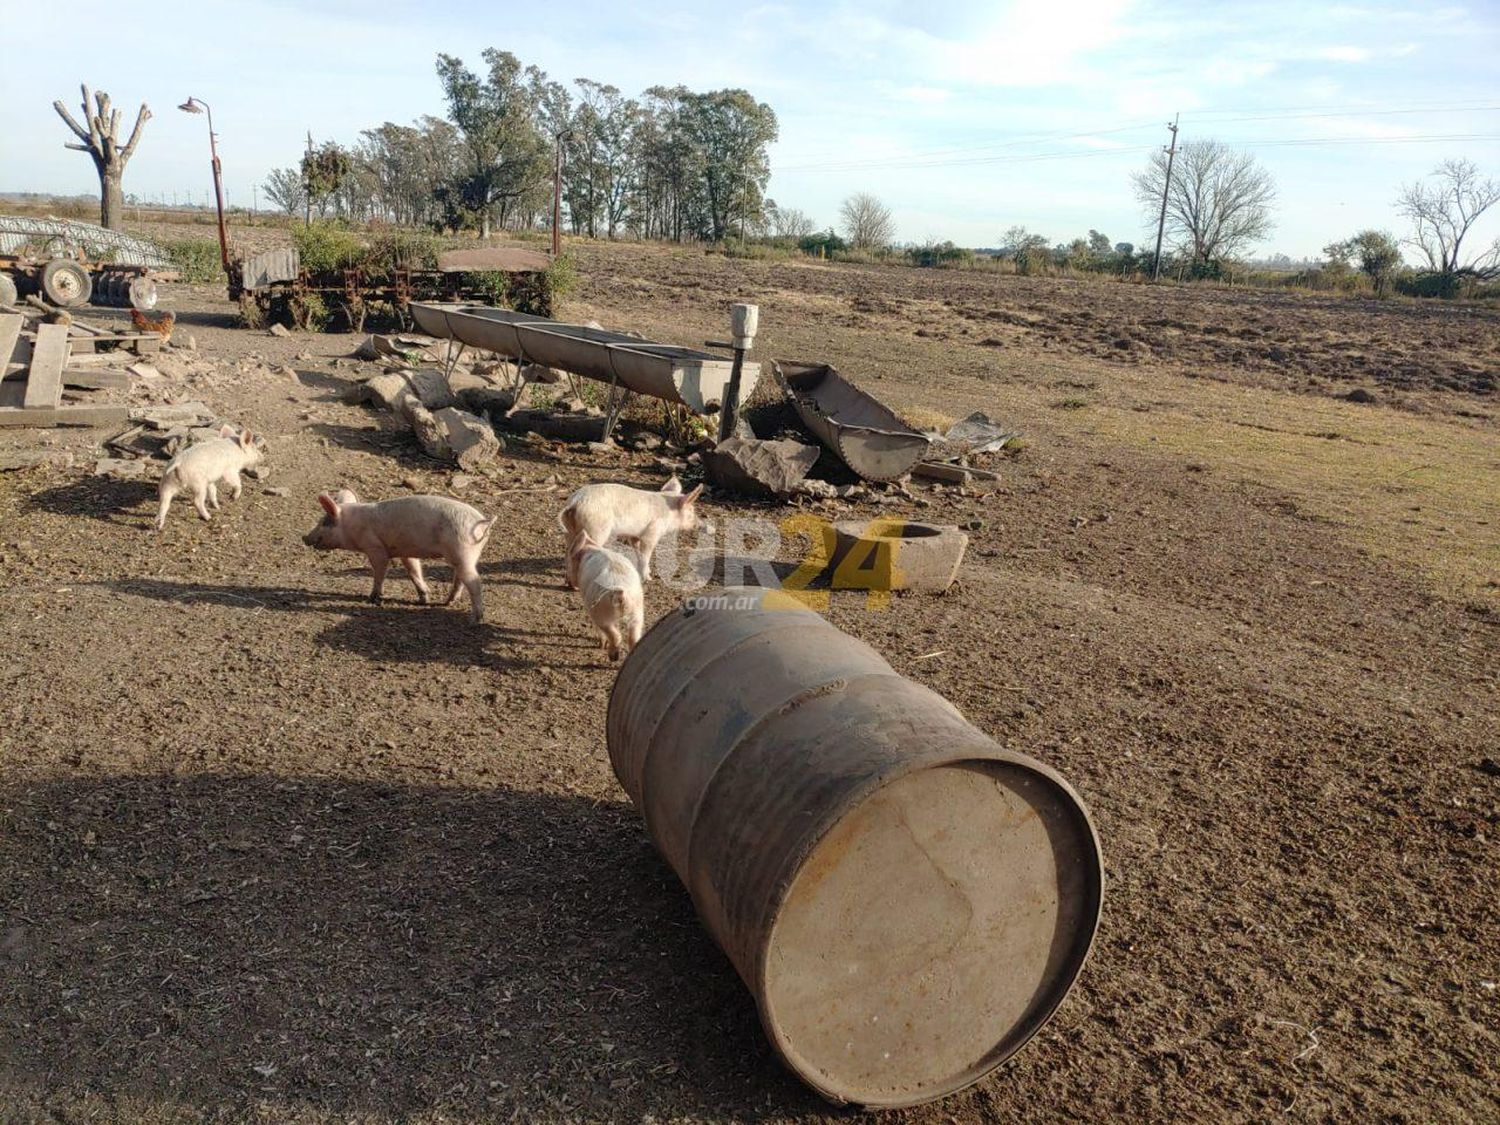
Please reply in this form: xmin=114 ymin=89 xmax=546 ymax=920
xmin=0 ymin=271 xmax=17 ymax=308
xmin=40 ymin=259 xmax=92 ymax=308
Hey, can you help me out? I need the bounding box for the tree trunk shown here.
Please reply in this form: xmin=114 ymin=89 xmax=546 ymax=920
xmin=99 ymin=166 xmax=125 ymax=230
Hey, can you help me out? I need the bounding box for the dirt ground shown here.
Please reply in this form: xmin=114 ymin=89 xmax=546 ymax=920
xmin=1 ymin=237 xmax=1497 ymax=1124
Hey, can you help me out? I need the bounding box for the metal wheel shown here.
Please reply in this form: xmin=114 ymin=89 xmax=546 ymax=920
xmin=40 ymin=258 xmax=92 ymax=308
xmin=0 ymin=272 xmax=17 ymax=308
xmin=128 ymin=276 xmax=159 ymax=311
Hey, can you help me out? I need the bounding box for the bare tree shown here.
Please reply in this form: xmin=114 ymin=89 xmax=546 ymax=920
xmin=839 ymin=192 xmax=895 ymax=249
xmin=1396 ymin=159 xmax=1500 ymax=279
xmin=766 ymin=201 xmax=817 ymax=240
xmin=53 ymin=85 xmax=151 ymax=231
xmin=262 ymin=167 xmax=307 ymax=217
xmin=1132 ymin=140 xmax=1275 ymax=269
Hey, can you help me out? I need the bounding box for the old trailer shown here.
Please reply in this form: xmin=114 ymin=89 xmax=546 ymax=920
xmin=0 ymin=215 xmax=174 ymax=310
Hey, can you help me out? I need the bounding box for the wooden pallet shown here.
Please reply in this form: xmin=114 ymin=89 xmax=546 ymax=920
xmin=0 ymin=313 xmax=129 ymax=428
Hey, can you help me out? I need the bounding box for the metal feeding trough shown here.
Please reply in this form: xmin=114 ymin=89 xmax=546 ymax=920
xmin=607 ymin=587 xmax=1103 ymax=1109
xmin=775 ymin=360 xmax=931 ymax=482
xmin=408 ymin=303 xmax=547 ymax=359
xmin=408 ymin=302 xmax=761 ymax=431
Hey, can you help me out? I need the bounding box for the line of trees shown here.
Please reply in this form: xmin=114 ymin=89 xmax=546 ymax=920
xmin=261 ymin=49 xmax=779 ymax=244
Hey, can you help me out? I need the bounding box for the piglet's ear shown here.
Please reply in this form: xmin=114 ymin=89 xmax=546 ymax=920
xmin=217 ymin=423 xmax=236 ymax=439
xmin=661 ymin=477 xmax=683 ymax=494
xmin=335 ymin=488 xmax=359 ymax=505
xmin=682 ymin=484 xmax=704 ymax=504
xmin=239 ymin=429 xmax=255 ymax=449
xmin=318 ymin=493 xmax=340 ymax=521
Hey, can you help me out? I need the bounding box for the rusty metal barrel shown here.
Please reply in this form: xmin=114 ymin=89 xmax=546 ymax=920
xmin=606 ymin=587 xmax=1103 ymax=1109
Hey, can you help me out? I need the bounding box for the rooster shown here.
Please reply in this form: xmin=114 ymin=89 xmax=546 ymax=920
xmin=130 ymin=308 xmax=176 ymax=340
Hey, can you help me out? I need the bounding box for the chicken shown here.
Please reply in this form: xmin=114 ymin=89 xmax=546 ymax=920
xmin=130 ymin=308 xmax=176 ymax=340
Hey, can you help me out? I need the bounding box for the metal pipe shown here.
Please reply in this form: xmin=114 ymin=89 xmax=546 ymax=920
xmin=180 ymin=97 xmax=230 ymax=276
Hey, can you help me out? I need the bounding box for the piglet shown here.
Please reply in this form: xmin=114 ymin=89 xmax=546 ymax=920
xmin=302 ymin=490 xmax=496 ymax=624
xmin=558 ymin=476 xmax=703 ymax=587
xmin=155 ymin=424 xmax=261 ymax=530
xmin=571 ymin=532 xmax=645 ymax=661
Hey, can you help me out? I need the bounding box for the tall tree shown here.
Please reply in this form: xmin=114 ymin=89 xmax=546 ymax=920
xmin=682 ymin=89 xmax=778 ymax=241
xmin=1396 ymin=159 xmax=1500 ymax=279
xmin=840 ymin=193 xmax=895 ymax=249
xmin=1132 ymin=140 xmax=1276 ymax=269
xmin=434 ymin=49 xmax=555 ymax=237
xmin=53 ymin=85 xmax=151 ymax=230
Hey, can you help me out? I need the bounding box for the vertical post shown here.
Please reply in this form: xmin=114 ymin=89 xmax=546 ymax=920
xmin=304 ymin=131 xmax=313 ymax=227
xmin=207 ymin=105 xmax=230 ymax=275
xmin=1151 ymin=114 xmax=1179 ymax=282
xmin=552 ymin=133 xmax=564 ymax=258
xmin=717 ymin=303 xmax=759 ymax=442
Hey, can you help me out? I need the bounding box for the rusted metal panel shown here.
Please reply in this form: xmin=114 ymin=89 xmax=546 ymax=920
xmin=239 ymin=248 xmax=300 ymax=291
xmin=436 ymin=246 xmax=551 ymax=273
xmin=606 ymin=588 xmax=1103 ymax=1109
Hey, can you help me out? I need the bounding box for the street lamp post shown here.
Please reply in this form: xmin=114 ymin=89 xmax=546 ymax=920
xmin=178 ymin=97 xmax=230 ymax=277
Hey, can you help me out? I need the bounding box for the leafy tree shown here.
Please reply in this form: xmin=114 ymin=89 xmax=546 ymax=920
xmin=1396 ymin=159 xmax=1500 ymax=280
xmin=1324 ymin=230 xmax=1403 ymax=294
xmin=1133 ymin=139 xmax=1276 ymax=269
xmin=1087 ymin=229 xmax=1111 ymax=255
xmin=301 ymin=141 xmax=352 ymax=220
xmin=435 ymin=49 xmax=554 ymax=237
xmin=839 ymin=192 xmax=895 ymax=249
xmin=53 ymin=84 xmax=151 ymax=230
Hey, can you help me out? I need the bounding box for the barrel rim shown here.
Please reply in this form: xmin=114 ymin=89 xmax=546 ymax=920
xmin=755 ymin=746 xmax=1105 ymax=1110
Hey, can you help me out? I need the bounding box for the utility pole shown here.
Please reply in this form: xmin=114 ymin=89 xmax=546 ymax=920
xmin=1151 ymin=113 xmax=1179 ymax=282
xmin=552 ymin=131 xmax=565 ymax=258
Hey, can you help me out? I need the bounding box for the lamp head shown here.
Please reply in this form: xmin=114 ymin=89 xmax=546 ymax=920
xmin=179 ymin=98 xmax=205 ymax=114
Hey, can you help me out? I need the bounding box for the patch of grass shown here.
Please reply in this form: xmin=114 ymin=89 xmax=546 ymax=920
xmin=162 ymin=238 xmax=223 ymax=283
xmin=1053 ymin=397 xmax=1090 ymax=410
xmin=291 ymin=222 xmax=365 ymax=274
xmin=1086 ymin=391 xmax=1500 ymax=600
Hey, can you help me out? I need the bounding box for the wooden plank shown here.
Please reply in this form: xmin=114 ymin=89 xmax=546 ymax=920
xmin=0 ymin=313 xmax=21 ymax=370
xmin=131 ymin=336 xmax=163 ymax=355
xmin=23 ymin=322 xmax=69 ymax=409
xmin=62 ymin=368 xmax=131 ymax=390
xmin=57 ymin=350 xmax=131 ymax=367
xmin=0 ymin=404 xmax=131 ymax=428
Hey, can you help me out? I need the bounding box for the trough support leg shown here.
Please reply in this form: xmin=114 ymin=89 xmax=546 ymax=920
xmin=442 ymin=341 xmax=467 ymax=383
xmin=601 ymin=372 xmax=630 ymax=444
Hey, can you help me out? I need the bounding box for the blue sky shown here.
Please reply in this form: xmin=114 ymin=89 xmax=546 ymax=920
xmin=1 ymin=0 xmax=1496 ymax=259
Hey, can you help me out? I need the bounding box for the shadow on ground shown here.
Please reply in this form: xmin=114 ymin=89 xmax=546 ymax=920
xmin=25 ymin=476 xmax=157 ymax=526
xmin=0 ymin=773 xmax=813 ymax=1120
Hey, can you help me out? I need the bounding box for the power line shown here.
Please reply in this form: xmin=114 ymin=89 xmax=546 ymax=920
xmin=775 ymin=131 xmax=1500 ymax=176
xmin=773 ymin=103 xmax=1500 ymax=174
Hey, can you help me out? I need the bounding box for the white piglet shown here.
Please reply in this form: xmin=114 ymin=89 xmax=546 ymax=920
xmin=558 ymin=477 xmax=703 ymax=587
xmin=571 ymin=532 xmax=645 ymax=661
xmin=155 ymin=424 xmax=261 ymax=530
xmin=302 ymin=490 xmax=496 ymax=624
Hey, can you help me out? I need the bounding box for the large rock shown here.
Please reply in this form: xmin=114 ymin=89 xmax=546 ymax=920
xmin=700 ymin=436 xmax=820 ymax=499
xmin=357 ymin=369 xmax=456 ymax=413
xmin=407 ymin=401 xmax=448 ymax=461
xmin=433 ymin=407 xmax=503 ymax=470
xmin=402 ymin=368 xmax=458 ymax=411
